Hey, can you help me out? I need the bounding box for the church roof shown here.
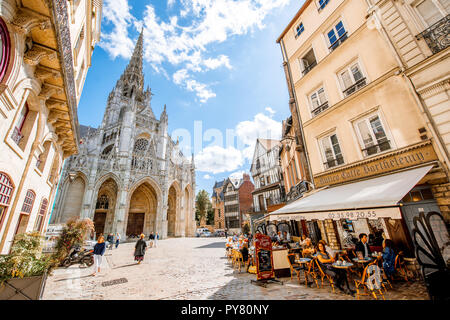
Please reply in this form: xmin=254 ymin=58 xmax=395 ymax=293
xmin=79 ymin=125 xmax=97 ymax=138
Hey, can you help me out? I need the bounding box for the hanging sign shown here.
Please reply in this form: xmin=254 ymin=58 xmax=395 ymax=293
xmin=254 ymin=233 xmax=275 ymax=281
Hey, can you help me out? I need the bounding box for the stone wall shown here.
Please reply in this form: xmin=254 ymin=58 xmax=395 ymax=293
xmin=431 ymin=182 xmax=450 ymax=223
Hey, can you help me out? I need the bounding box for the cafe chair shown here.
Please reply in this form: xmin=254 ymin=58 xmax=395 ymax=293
xmin=287 ymin=254 xmax=303 ymax=284
xmin=313 ymin=259 xmax=335 ymax=293
xmin=354 ymin=262 xmax=386 ymax=300
xmin=233 ymin=251 xmax=249 ymax=273
xmin=394 ymin=252 xmax=409 ymax=282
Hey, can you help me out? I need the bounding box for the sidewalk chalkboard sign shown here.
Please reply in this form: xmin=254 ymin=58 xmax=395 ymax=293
xmin=255 ymin=233 xmax=275 ymax=281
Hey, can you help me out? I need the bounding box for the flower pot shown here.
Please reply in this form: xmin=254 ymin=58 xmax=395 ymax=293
xmin=0 ymin=272 xmax=47 ymax=300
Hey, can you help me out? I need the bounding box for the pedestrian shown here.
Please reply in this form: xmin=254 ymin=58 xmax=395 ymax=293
xmin=148 ymin=231 xmax=155 ymax=248
xmin=106 ymin=233 xmax=114 ymax=250
xmin=154 ymin=232 xmax=159 ymax=247
xmin=134 ymin=234 xmax=147 ymax=264
xmin=92 ymin=236 xmax=106 ymax=276
xmin=115 ymin=232 xmax=121 ymax=249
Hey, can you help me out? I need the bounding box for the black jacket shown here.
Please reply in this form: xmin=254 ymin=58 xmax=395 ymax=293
xmin=355 ymin=241 xmax=371 ymax=257
xmin=134 ymin=239 xmax=147 ymax=256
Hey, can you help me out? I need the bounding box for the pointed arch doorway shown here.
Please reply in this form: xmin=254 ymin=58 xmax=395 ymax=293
xmin=93 ymin=178 xmax=118 ymax=238
xmin=127 ymin=182 xmax=157 ymax=238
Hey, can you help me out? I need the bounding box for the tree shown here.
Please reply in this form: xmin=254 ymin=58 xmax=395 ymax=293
xmin=195 ymin=190 xmax=210 ymax=226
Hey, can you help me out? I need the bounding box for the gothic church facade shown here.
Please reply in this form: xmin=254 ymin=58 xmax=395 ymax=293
xmin=51 ymin=32 xmax=196 ymax=239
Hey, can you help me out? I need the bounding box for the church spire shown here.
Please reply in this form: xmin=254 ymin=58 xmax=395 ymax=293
xmin=119 ymin=29 xmax=145 ymax=94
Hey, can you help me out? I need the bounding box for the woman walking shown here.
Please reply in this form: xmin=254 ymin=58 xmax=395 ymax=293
xmin=92 ymin=236 xmax=106 ymax=276
xmin=134 ymin=234 xmax=147 ymax=264
xmin=115 ymin=232 xmax=121 ymax=249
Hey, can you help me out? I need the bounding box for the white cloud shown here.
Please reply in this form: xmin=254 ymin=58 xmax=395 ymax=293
xmin=229 ymin=170 xmax=247 ymax=180
xmin=203 ymin=174 xmax=213 ymax=179
xmin=100 ymin=0 xmax=136 ymax=59
xmin=265 ymin=107 xmax=276 ymax=115
xmin=236 ymin=113 xmax=282 ymax=161
xmin=195 ymin=145 xmax=244 ymax=174
xmin=100 ymin=0 xmax=291 ymax=103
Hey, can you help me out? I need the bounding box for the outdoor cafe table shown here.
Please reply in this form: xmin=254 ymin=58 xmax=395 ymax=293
xmin=294 ymin=258 xmax=312 ymax=285
xmin=352 ymin=257 xmax=374 ymax=264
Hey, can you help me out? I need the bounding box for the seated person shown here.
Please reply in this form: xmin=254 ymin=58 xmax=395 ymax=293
xmin=302 ymin=238 xmax=315 ymax=258
xmin=299 ymin=234 xmax=307 ymax=246
xmin=355 ymin=233 xmax=372 ymax=258
xmin=316 ymin=242 xmax=355 ymax=296
xmin=283 ymin=231 xmax=291 ymax=242
xmin=240 ymin=242 xmax=250 ymax=271
xmin=318 ymin=240 xmax=336 ymax=259
xmin=381 ymin=239 xmax=395 ymax=279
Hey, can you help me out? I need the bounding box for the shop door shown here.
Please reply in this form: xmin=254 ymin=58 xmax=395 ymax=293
xmin=126 ymin=212 xmax=145 ymax=237
xmin=306 ymin=221 xmax=322 ymax=244
xmin=93 ymin=212 xmax=107 ymax=237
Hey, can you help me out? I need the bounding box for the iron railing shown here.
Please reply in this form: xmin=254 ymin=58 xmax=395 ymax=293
xmin=311 ymin=101 xmax=329 ymax=117
xmin=323 ymin=155 xmax=344 ymax=169
xmin=329 ymin=32 xmax=348 ymax=51
xmin=362 ymin=140 xmax=391 ymax=156
xmin=343 ymin=77 xmax=367 ymax=97
xmin=417 ymin=14 xmax=450 ymax=55
xmin=302 ymin=60 xmax=317 ymax=76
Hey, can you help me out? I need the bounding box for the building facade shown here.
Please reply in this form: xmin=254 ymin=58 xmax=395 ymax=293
xmin=222 ymin=173 xmax=254 ymax=234
xmin=370 ymin=0 xmax=450 ymax=220
xmin=280 ymin=116 xmax=310 ymax=203
xmin=211 ymin=180 xmax=225 ymax=231
xmin=0 ymin=0 xmax=101 ymax=254
xmin=250 ymin=139 xmax=285 ymax=213
xmin=50 ymin=32 xmax=196 ymax=239
xmin=273 ymin=0 xmax=449 ymax=253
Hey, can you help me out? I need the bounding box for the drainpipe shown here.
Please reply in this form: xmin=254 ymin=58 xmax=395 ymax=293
xmin=279 ymin=39 xmax=315 ymax=188
xmin=365 ymin=0 xmax=450 ymax=169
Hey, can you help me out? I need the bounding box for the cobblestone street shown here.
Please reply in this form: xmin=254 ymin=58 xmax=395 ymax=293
xmin=42 ymin=237 xmax=429 ymax=300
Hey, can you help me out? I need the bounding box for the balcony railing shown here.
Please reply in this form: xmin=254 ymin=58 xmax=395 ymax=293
xmin=362 ymin=140 xmax=391 ymax=157
xmin=311 ymin=101 xmax=329 ymax=117
xmin=323 ymin=155 xmax=344 ymax=169
xmin=343 ymin=77 xmax=367 ymax=97
xmin=11 ymin=127 xmax=23 ymax=145
xmin=329 ymin=32 xmax=348 ymax=51
xmin=417 ymin=14 xmax=450 ymax=55
xmin=302 ymin=60 xmax=317 ymax=76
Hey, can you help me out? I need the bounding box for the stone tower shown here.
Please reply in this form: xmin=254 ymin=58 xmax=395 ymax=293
xmin=51 ymin=31 xmax=196 ymax=239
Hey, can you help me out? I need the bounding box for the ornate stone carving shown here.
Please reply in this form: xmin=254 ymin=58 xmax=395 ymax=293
xmin=35 ymin=65 xmax=61 ymax=81
xmin=11 ymin=8 xmax=52 ymax=35
xmin=24 ymin=44 xmax=57 ymax=66
xmin=39 ymin=83 xmax=63 ymax=100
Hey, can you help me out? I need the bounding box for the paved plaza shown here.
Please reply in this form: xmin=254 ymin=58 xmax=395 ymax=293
xmin=42 ymin=237 xmax=429 ymax=300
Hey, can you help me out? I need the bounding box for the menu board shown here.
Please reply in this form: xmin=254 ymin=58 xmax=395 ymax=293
xmin=255 ymin=233 xmax=275 ymax=281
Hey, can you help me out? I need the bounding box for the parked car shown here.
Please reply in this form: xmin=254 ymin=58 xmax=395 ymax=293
xmin=213 ymin=231 xmax=225 ymax=237
xmin=200 ymin=231 xmax=212 ymax=237
xmin=196 ymin=228 xmax=209 ymax=237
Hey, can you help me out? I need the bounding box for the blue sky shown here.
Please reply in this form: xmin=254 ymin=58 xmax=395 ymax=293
xmin=77 ymin=0 xmax=305 ymax=195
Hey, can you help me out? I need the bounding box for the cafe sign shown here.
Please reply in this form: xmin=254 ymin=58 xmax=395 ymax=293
xmin=254 ymin=233 xmax=275 ymax=281
xmin=269 ymin=207 xmax=402 ymax=221
xmin=314 ymin=142 xmax=437 ymax=188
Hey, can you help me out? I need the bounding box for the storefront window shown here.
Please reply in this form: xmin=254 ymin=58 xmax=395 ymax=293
xmin=0 ymin=17 xmax=11 ymax=82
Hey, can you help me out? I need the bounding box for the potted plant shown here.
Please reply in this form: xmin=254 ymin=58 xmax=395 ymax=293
xmin=0 ymin=232 xmax=57 ymax=300
xmin=0 ymin=218 xmax=94 ymax=300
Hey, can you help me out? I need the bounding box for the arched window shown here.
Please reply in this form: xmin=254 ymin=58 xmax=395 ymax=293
xmin=21 ymin=190 xmax=35 ymax=214
xmin=34 ymin=198 xmax=48 ymax=232
xmin=96 ymin=194 xmax=109 ymax=209
xmin=0 ymin=17 xmax=11 ymax=82
xmin=15 ymin=190 xmax=35 ymax=237
xmin=0 ymin=172 xmax=14 ymax=229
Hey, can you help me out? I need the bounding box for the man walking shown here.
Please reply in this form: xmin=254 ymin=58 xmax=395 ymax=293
xmin=148 ymin=232 xmax=155 ymax=248
xmin=154 ymin=232 xmax=159 ymax=247
xmin=106 ymin=233 xmax=114 ymax=250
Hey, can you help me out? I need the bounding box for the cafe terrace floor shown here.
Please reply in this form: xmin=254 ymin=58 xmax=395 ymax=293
xmin=42 ymin=237 xmax=428 ymax=300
